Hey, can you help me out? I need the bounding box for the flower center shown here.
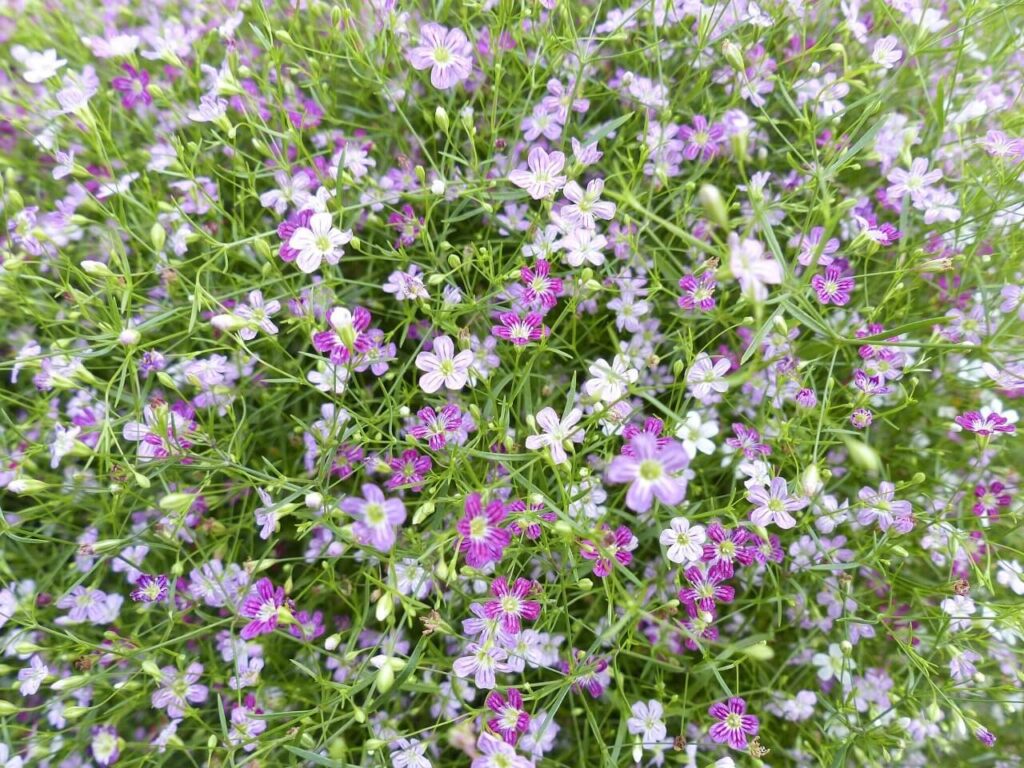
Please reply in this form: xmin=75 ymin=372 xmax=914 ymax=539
xmin=639 ymin=460 xmax=662 ymax=481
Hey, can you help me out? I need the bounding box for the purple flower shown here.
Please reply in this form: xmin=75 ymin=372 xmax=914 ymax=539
xmin=726 ymin=423 xmax=771 ymax=460
xmin=409 ymin=404 xmax=463 ymax=450
xmin=415 ymin=335 xmax=474 ymax=393
xmin=387 ymin=449 xmax=432 ymax=491
xmin=857 ymin=481 xmax=913 ymax=533
xmin=606 ymin=432 xmax=689 ymax=513
xmin=131 ymin=573 xmax=168 ymax=603
xmin=708 ymin=697 xmax=759 ymax=750
xmin=388 ymin=204 xmax=423 ymax=249
xmin=747 ymin=477 xmax=808 ymax=529
xmin=483 ymin=577 xmax=541 ymax=634
xmin=453 ymin=642 xmax=509 ymax=690
xmin=580 ymin=524 xmax=637 ymax=577
xmin=953 ymin=410 xmax=1016 ymax=437
xmin=678 ymin=114 xmax=725 ymax=160
xmin=91 ymin=724 xmax=121 ymax=766
xmin=110 ymin=64 xmax=151 ymax=110
xmin=486 ymin=688 xmax=531 ymax=745
xmin=406 ymin=23 xmax=473 ymax=90
xmin=340 ymin=484 xmax=406 ymax=552
xmin=702 ymin=523 xmax=755 ymax=578
xmin=239 ymin=578 xmax=289 ymax=640
xmin=811 ymin=265 xmax=855 ymax=305
xmin=850 ymin=408 xmax=873 ymax=429
xmin=151 ymin=662 xmax=208 ymax=717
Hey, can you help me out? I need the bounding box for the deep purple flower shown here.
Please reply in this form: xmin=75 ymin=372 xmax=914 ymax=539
xmin=811 ymin=266 xmax=855 ymax=305
xmin=483 ymin=577 xmax=541 ymax=635
xmin=795 ymin=387 xmax=817 ymax=408
xmin=457 ymin=493 xmax=510 ymax=568
xmin=559 ymin=650 xmax=610 ymax=698
xmin=708 ymin=697 xmax=759 ymax=750
xmin=239 ymin=577 xmax=289 ymax=640
xmin=973 ymin=482 xmax=1011 ymax=520
xmin=388 ymin=204 xmax=423 ymax=248
xmin=850 ymin=408 xmax=873 ymax=429
xmin=110 ymin=64 xmax=151 ymax=110
xmin=130 ymin=573 xmax=168 ymax=603
xmin=486 ymin=688 xmax=530 ymax=744
xmin=312 ymin=306 xmax=373 ymax=365
xmin=606 ymin=432 xmax=689 ymax=513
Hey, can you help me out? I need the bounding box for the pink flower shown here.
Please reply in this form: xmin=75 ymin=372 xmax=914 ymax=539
xmin=415 ymin=335 xmax=474 ymax=393
xmin=708 ymin=697 xmax=759 ymax=750
xmin=407 ymin=24 xmax=473 ymax=90
xmin=679 ymin=565 xmax=735 ymax=612
xmin=509 ymin=147 xmax=567 ymax=200
xmin=409 ymin=404 xmax=463 ymax=450
xmin=953 ymin=410 xmax=1016 ymax=437
xmin=677 ymin=272 xmax=716 ymax=311
xmin=678 ymin=114 xmax=725 ymax=160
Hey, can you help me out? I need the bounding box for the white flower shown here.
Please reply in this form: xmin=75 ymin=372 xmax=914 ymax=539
xmin=14 ymin=46 xmax=67 ymax=83
xmin=288 ymin=212 xmax=352 ymax=273
xmin=728 ymin=233 xmax=782 ymax=301
xmin=996 ymin=560 xmax=1024 ymax=595
xmin=871 ymin=36 xmax=903 ymax=69
xmin=307 ymin=363 xmax=348 ymax=394
xmin=658 ymin=517 xmax=706 ymax=564
xmin=626 ymin=699 xmax=667 ymax=744
xmin=50 ymin=423 xmax=82 ymax=469
xmin=685 ymin=353 xmax=730 ymax=400
xmin=812 ymin=643 xmax=855 ymax=687
xmin=584 ymin=355 xmax=638 ymax=403
xmin=941 ymin=595 xmax=976 ymax=632
xmin=391 ymin=738 xmax=431 ymax=768
xmin=674 ymin=411 xmax=718 ymax=458
xmin=524 ymin=406 xmax=585 ymax=465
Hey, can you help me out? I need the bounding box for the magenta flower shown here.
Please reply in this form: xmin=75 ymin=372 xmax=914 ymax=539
xmin=747 ymin=477 xmax=808 ymax=529
xmin=406 ymin=23 xmax=473 ymax=90
xmin=726 ymin=423 xmax=770 ymax=460
xmin=484 ymin=576 xmax=541 ymax=634
xmin=559 ymin=650 xmax=610 ymax=698
xmin=492 ymin=312 xmax=545 ymax=345
xmin=850 ymin=408 xmax=873 ymax=429
xmin=679 ymin=565 xmax=735 ymax=613
xmin=953 ymin=410 xmax=1016 ymax=437
xmin=110 ymin=64 xmax=151 ymax=110
xmin=678 ymin=114 xmax=725 ymax=160
xmin=520 ymin=259 xmax=563 ymax=308
xmin=973 ymin=481 xmax=1011 ymax=520
xmin=340 ymin=484 xmax=406 ymax=552
xmin=130 ymin=573 xmax=168 ymax=603
xmin=580 ymin=524 xmax=637 ymax=577
xmin=708 ymin=697 xmax=759 ymax=750
xmin=240 ymin=578 xmax=289 ymax=640
xmin=509 ymin=147 xmax=567 ymax=200
xmin=388 ymin=204 xmax=423 ymax=248
xmin=811 ymin=266 xmax=855 ymax=305
xmin=409 ymin=404 xmax=463 ymax=450
xmin=486 ymin=688 xmax=531 ymax=744
xmin=457 ymin=493 xmax=511 ymax=568
xmin=678 ymin=272 xmax=717 ymax=311
xmin=606 ymin=432 xmax=689 ymax=513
